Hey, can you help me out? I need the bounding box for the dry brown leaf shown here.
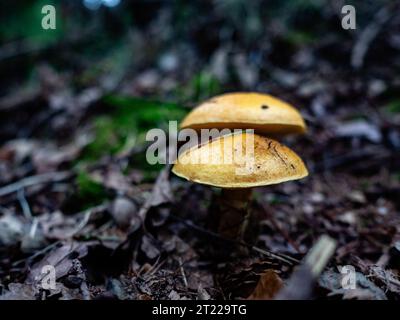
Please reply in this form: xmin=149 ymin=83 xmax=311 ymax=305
xmin=247 ymin=269 xmax=283 ymax=300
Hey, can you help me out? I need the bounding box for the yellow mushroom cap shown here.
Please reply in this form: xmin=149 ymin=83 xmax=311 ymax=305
xmin=180 ymin=92 xmax=307 ymax=135
xmin=172 ymin=132 xmax=308 ymax=188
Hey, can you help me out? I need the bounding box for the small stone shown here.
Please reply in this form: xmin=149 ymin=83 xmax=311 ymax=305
xmin=338 ymin=211 xmax=357 ymax=225
xmin=310 ymin=192 xmax=324 ymax=203
xmin=110 ymin=197 xmax=138 ymax=228
xmin=347 ymin=191 xmax=366 ymax=204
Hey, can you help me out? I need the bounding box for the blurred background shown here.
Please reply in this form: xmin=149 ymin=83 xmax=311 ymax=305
xmin=0 ymin=0 xmax=400 ymax=300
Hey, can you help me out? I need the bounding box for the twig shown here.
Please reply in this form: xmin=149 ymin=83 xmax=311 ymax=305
xmin=170 ymin=214 xmax=299 ymax=265
xmin=11 ymin=241 xmax=61 ymax=267
xmin=305 ymin=235 xmax=337 ymax=277
xmin=178 ymin=257 xmax=189 ymax=288
xmin=17 ymin=188 xmax=32 ymax=220
xmin=315 ymin=146 xmax=392 ymax=172
xmin=0 ymin=171 xmax=72 ymax=198
xmin=351 ymin=4 xmax=396 ymax=69
xmin=275 ymin=235 xmax=336 ymax=300
xmin=66 ymin=203 xmax=109 ymax=238
xmin=0 ymin=38 xmax=47 ymax=61
xmin=0 ymin=85 xmax=40 ymax=111
xmin=29 ymin=218 xmax=39 ymax=239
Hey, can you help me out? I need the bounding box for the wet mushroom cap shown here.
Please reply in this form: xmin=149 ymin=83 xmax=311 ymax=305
xmin=172 ymin=132 xmax=308 ymax=188
xmin=180 ymin=92 xmax=306 ymax=135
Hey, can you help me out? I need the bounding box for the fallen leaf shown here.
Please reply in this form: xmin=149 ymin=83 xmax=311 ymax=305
xmin=247 ymin=269 xmax=283 ymax=300
xmin=27 ymin=241 xmax=90 ymax=284
xmin=319 ymin=269 xmax=387 ymax=300
xmin=0 ymin=283 xmax=37 ymax=300
xmin=138 ymin=166 xmax=173 ymax=221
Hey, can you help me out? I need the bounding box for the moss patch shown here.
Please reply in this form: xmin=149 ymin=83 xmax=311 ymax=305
xmin=80 ymin=95 xmax=187 ymax=162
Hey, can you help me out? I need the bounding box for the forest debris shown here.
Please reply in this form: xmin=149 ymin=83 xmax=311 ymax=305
xmin=39 ymin=211 xmax=85 ymax=240
xmin=178 ymin=257 xmax=188 ymax=288
xmin=210 ymin=47 xmax=229 ymax=82
xmin=111 ymin=197 xmax=139 ymax=229
xmin=138 ymin=166 xmax=173 ymax=221
xmin=0 ymin=283 xmax=36 ymax=300
xmin=275 ymin=235 xmax=336 ymax=300
xmin=108 ymin=278 xmax=127 ymax=300
xmin=0 ymin=85 xmax=40 ymax=111
xmin=338 ymin=211 xmax=357 ymax=225
xmin=38 ymin=204 xmax=107 ymax=240
xmin=351 ymin=4 xmax=393 ymax=69
xmin=0 ymin=139 xmax=37 ymax=164
xmin=368 ymin=265 xmax=400 ymax=294
xmin=171 ymin=213 xmax=298 ymax=265
xmin=197 ymin=284 xmax=211 ymax=300
xmin=319 ymin=269 xmax=387 ymax=300
xmin=388 ymin=242 xmax=400 ymax=269
xmin=140 ymin=235 xmax=161 ymax=260
xmin=247 ymin=269 xmax=283 ymax=300
xmin=346 ymin=190 xmax=366 ymax=204
xmin=27 ymin=241 xmax=90 ymax=284
xmin=158 ymin=51 xmax=179 ymax=73
xmin=134 ymin=70 xmax=161 ymax=93
xmin=90 ymin=164 xmax=138 ymax=196
xmin=0 ymin=171 xmax=71 ymax=198
xmin=334 ymin=120 xmax=382 ymax=143
xmin=1 ymin=0 xmax=400 ymax=301
xmin=233 ymin=53 xmax=259 ymax=88
xmin=271 ymin=69 xmax=300 ymax=88
xmin=168 ymin=290 xmax=181 ymax=300
xmin=32 ymin=134 xmax=91 ymax=173
xmin=0 ymin=213 xmax=25 ymax=246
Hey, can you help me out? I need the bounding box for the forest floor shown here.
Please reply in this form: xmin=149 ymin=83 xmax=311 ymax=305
xmin=0 ymin=1 xmax=399 ymax=300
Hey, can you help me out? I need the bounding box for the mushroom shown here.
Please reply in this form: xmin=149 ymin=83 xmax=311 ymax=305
xmin=180 ymin=92 xmax=306 ymax=135
xmin=172 ymin=132 xmax=308 ymax=242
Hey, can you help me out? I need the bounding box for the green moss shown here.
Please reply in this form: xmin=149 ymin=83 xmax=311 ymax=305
xmin=285 ymin=30 xmax=316 ymax=46
xmin=176 ymin=71 xmax=222 ymax=103
xmin=79 ymin=95 xmax=187 ymax=165
xmin=69 ymin=170 xmax=109 ymax=211
xmin=385 ymin=100 xmax=400 ymax=114
xmin=60 ymin=169 xmax=109 ymax=213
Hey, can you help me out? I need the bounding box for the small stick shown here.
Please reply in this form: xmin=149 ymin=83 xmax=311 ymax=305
xmin=178 ymin=257 xmax=189 ymax=288
xmin=170 ymin=214 xmax=299 ymax=265
xmin=275 ymin=235 xmax=336 ymax=300
xmin=351 ymin=3 xmax=396 ymax=69
xmin=17 ymin=188 xmax=32 ymax=220
xmin=0 ymin=171 xmax=71 ymax=198
xmin=305 ymin=235 xmax=337 ymax=277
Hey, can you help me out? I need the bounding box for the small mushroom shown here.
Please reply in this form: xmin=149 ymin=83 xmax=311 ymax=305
xmin=181 ymin=92 xmax=306 ymax=135
xmin=172 ymin=132 xmax=308 ymax=242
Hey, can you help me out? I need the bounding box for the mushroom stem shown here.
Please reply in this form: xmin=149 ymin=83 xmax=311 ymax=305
xmin=217 ymin=188 xmax=253 ymax=241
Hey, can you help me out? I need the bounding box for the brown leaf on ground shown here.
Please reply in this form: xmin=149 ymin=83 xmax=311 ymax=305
xmin=247 ymin=269 xmax=283 ymax=300
xmin=27 ymin=241 xmax=91 ymax=284
xmin=138 ymin=166 xmax=173 ymax=221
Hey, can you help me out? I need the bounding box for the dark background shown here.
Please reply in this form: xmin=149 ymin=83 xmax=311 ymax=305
xmin=0 ymin=0 xmax=399 ymax=300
